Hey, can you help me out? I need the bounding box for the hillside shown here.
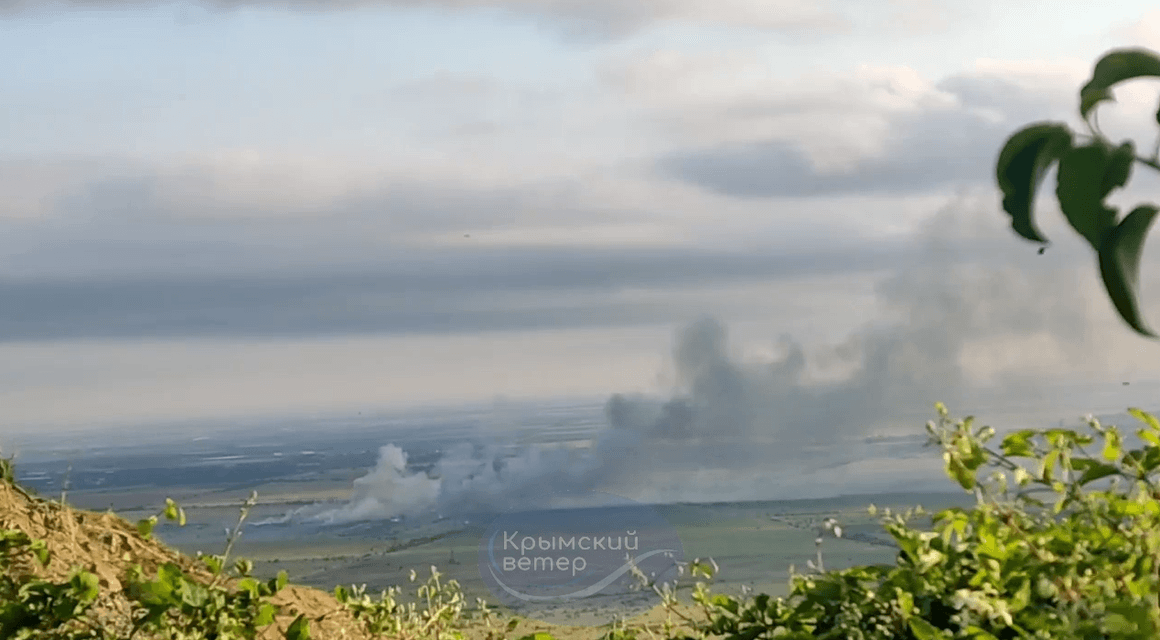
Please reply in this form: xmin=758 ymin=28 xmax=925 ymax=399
xmin=0 ymin=471 xmax=377 ymax=639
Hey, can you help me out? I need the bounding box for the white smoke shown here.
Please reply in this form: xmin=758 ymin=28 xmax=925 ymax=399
xmin=333 ymin=445 xmax=442 ymax=521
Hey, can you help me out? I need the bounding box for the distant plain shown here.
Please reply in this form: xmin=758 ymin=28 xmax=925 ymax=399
xmin=2 ymin=397 xmax=1092 ymax=630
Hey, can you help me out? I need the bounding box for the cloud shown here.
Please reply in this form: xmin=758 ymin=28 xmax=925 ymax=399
xmin=588 ymin=46 xmax=1151 ymax=201
xmin=0 ymin=0 xmax=850 ymax=40
xmin=4 ymin=50 xmax=1158 ymax=344
xmin=645 ymin=58 xmax=1094 ymax=197
xmin=1109 ymin=10 xmax=1160 ymax=49
xmin=660 ymin=134 xmax=984 ymax=199
xmin=0 ymin=150 xmax=924 ymax=342
xmin=0 ymin=243 xmax=911 ymax=342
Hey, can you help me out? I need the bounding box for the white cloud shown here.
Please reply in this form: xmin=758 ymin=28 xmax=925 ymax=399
xmin=1 ymin=0 xmax=851 ymax=39
xmin=1109 ymin=9 xmax=1160 ymax=49
xmin=656 ymin=0 xmax=848 ymax=32
xmin=604 ymin=50 xmax=1067 ymax=179
xmin=615 ymin=47 xmax=1152 ymax=202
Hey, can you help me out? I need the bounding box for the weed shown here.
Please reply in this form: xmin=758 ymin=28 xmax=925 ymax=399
xmin=334 ymin=565 xmax=467 ymax=640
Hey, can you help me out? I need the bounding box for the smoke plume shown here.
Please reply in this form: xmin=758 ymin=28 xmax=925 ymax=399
xmin=301 ymin=192 xmax=1107 ymax=523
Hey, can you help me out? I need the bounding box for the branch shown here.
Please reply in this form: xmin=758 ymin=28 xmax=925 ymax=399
xmin=1138 ymin=154 xmax=1160 ymax=173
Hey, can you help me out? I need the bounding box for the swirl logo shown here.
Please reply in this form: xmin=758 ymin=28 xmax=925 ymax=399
xmin=477 ymin=491 xmax=684 ymax=625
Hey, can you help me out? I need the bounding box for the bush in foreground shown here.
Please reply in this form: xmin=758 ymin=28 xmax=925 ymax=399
xmin=628 ymin=405 xmax=1160 ymax=640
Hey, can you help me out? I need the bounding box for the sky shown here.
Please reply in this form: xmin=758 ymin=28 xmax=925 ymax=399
xmin=4 ymin=1 xmax=1160 ymax=430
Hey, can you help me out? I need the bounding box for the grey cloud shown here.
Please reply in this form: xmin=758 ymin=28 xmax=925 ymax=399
xmin=0 ymin=161 xmax=1100 ymax=344
xmin=935 ymin=74 xmax=1074 ymax=125
xmin=0 ymin=169 xmax=656 ymax=280
xmin=49 ymin=169 xmax=635 ymax=235
xmin=659 ymin=135 xmax=986 ymax=198
xmin=0 ymin=139 xmax=1124 ymax=347
xmin=0 ymin=155 xmax=930 ymax=341
xmin=0 ymin=242 xmax=911 ymax=342
xmin=658 ymin=71 xmax=1076 ymax=198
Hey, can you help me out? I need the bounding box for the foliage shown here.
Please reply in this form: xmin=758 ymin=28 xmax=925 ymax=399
xmin=0 ymin=470 xmax=299 ymax=640
xmin=334 ymin=565 xmax=468 ymax=640
xmin=1 ymin=527 xmax=102 ymax=640
xmin=996 ymin=46 xmax=1160 ymax=337
xmin=117 ymin=490 xmax=295 ymax=639
xmin=136 ymin=498 xmax=188 ymax=540
xmin=125 ymin=560 xmax=286 ymax=639
xmin=0 ymin=458 xmax=505 ymax=640
xmin=557 ymin=405 xmax=1160 ymax=640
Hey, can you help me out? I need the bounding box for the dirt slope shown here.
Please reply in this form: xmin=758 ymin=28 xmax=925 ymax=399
xmin=0 ymin=478 xmax=374 ymax=639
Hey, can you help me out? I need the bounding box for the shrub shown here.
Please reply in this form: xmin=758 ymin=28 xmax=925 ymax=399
xmin=638 ymin=404 xmax=1160 ymax=639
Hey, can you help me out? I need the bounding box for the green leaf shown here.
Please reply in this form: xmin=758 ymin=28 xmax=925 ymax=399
xmin=1139 ymin=428 xmax=1160 ymax=447
xmin=201 ymin=554 xmax=224 ymax=576
xmin=136 ymin=516 xmax=157 ymax=539
xmin=996 ymin=122 xmax=1072 ymax=243
xmin=276 ymin=569 xmax=289 ymax=592
xmin=1107 ymin=603 xmax=1156 ymax=636
xmin=1098 ymin=204 xmax=1160 ymax=337
xmin=1080 ymin=48 xmax=1160 ymax=120
xmin=947 ymin=456 xmax=976 ymax=490
xmin=1008 ymin=575 xmax=1032 ymax=612
xmin=157 ymin=562 xmax=183 ymax=591
xmin=237 ymin=577 xmax=260 ymax=597
xmin=29 ymin=538 xmax=50 ymax=567
xmin=1104 ymin=141 xmax=1136 ymax=194
xmin=1103 ymin=612 xmax=1139 ymax=635
xmin=286 ymin=613 xmax=312 ymax=640
xmin=235 ymin=558 xmax=254 ymax=577
xmin=1055 ymin=142 xmax=1125 ymax=250
xmin=1103 ymin=430 xmax=1124 ymax=461
xmin=690 ymin=560 xmax=715 ymax=579
xmin=1072 ymin=459 xmax=1120 ymax=486
xmin=964 ymin=627 xmax=1001 ymax=640
xmin=1130 ymin=407 xmax=1160 ymax=431
xmin=70 ymin=570 xmax=100 ymax=603
xmin=255 ymin=602 xmax=278 ymax=627
xmin=909 ymin=617 xmax=952 ymax=640
xmin=710 ymin=593 xmax=739 ymax=613
xmin=178 ymin=580 xmax=208 ymax=608
xmin=1124 ymin=446 xmax=1160 ymax=473
xmin=1001 ymin=430 xmax=1037 ymax=457
xmin=1042 ymin=449 xmax=1061 ymax=482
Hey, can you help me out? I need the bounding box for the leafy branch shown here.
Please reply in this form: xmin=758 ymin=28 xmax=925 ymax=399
xmin=997 ymin=47 xmax=1160 ymax=337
